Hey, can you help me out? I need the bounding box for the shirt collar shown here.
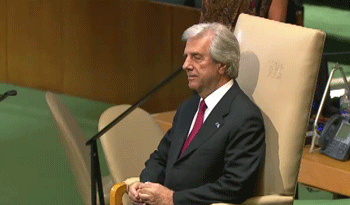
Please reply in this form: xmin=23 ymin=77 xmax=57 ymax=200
xmin=201 ymin=79 xmax=233 ymax=112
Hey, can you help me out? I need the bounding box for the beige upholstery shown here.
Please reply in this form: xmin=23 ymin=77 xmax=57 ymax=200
xmin=107 ymin=14 xmax=326 ymax=205
xmin=45 ymin=92 xmax=113 ymax=205
xmin=98 ymin=105 xmax=165 ymax=205
xmin=232 ymin=14 xmax=326 ymax=204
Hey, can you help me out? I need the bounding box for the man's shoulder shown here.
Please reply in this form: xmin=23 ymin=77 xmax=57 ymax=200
xmin=229 ymin=83 xmax=263 ymax=117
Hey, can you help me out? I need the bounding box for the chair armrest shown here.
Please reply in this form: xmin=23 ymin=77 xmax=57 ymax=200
xmin=110 ymin=177 xmax=140 ymax=205
xmin=211 ymin=195 xmax=294 ymax=205
xmin=110 ymin=182 xmax=127 ymax=205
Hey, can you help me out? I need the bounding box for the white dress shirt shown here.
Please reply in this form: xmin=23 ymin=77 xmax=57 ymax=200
xmin=187 ymin=79 xmax=234 ymax=135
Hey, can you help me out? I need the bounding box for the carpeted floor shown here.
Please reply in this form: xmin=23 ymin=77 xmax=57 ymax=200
xmin=0 ymin=84 xmax=112 ymax=204
xmin=304 ymin=3 xmax=350 ymax=82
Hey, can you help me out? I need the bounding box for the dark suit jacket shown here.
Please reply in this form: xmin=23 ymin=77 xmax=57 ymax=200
xmin=140 ymin=82 xmax=265 ymax=204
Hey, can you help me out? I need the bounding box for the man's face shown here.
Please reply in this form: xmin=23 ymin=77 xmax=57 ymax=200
xmin=183 ymin=32 xmax=224 ymax=98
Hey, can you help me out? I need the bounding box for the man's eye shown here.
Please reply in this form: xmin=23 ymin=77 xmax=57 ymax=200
xmin=193 ymin=55 xmax=201 ymax=60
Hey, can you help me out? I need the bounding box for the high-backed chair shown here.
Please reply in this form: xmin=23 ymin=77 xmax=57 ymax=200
xmin=107 ymin=13 xmax=326 ymax=205
xmin=232 ymin=13 xmax=325 ymax=205
xmin=45 ymin=92 xmax=113 ymax=205
xmin=98 ymin=105 xmax=165 ymax=205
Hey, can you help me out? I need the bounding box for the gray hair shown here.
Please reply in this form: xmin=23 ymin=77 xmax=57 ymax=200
xmin=182 ymin=22 xmax=240 ymax=79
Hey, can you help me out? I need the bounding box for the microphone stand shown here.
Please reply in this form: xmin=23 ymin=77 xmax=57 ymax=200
xmin=0 ymin=90 xmax=17 ymax=102
xmin=85 ymin=67 xmax=183 ymax=205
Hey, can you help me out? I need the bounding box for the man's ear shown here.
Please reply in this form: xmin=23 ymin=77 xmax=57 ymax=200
xmin=218 ymin=63 xmax=227 ymax=75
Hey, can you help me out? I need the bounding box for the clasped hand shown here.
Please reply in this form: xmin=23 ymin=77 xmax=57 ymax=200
xmin=128 ymin=182 xmax=174 ymax=205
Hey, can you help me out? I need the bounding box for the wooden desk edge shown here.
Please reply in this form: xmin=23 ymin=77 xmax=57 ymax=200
xmin=152 ymin=110 xmax=176 ymax=133
xmin=298 ymin=146 xmax=350 ymax=197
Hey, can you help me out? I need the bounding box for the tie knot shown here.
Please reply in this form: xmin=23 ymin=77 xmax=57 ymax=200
xmin=199 ymin=100 xmax=207 ymax=112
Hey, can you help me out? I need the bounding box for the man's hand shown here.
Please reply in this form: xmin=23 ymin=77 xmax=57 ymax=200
xmin=138 ymin=182 xmax=174 ymax=205
xmin=128 ymin=182 xmax=146 ymax=205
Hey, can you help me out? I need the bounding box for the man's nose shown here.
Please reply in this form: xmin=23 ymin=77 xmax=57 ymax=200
xmin=182 ymin=56 xmax=192 ymax=70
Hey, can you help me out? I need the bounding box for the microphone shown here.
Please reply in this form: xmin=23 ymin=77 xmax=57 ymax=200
xmin=0 ymin=90 xmax=17 ymax=102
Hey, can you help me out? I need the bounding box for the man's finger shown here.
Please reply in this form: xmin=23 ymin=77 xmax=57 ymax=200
xmin=139 ymin=192 xmax=153 ymax=202
xmin=139 ymin=187 xmax=154 ymax=195
xmin=139 ymin=181 xmax=154 ymax=189
xmin=132 ymin=202 xmax=146 ymax=205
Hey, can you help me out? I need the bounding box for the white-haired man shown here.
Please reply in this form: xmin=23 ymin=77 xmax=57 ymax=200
xmin=129 ymin=22 xmax=265 ymax=205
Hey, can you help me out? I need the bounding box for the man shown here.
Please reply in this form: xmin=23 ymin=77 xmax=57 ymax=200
xmin=129 ymin=22 xmax=265 ymax=205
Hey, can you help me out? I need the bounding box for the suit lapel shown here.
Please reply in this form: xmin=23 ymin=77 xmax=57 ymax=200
xmin=168 ymin=95 xmax=200 ymax=165
xmin=176 ymin=82 xmax=241 ymax=163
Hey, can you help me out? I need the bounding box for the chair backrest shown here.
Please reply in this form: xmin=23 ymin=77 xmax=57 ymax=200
xmin=45 ymin=92 xmax=91 ymax=204
xmin=233 ymin=14 xmax=326 ymax=197
xmin=98 ymin=105 xmax=164 ymax=184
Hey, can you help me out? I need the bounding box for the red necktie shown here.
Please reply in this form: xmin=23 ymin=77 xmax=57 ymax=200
xmin=180 ymin=100 xmax=207 ymax=156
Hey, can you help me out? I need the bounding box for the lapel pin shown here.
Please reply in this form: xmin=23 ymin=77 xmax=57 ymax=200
xmin=215 ymin=122 xmax=220 ymax=128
